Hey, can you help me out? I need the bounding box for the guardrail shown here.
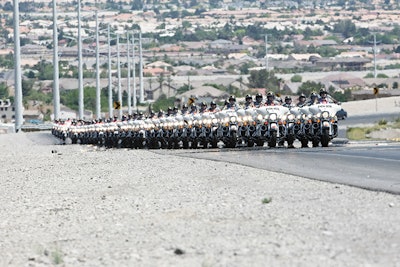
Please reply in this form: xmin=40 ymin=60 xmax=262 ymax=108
xmin=21 ymin=124 xmax=53 ymax=132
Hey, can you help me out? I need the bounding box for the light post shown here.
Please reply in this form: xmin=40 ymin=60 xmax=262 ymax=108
xmin=127 ymin=32 xmax=132 ymax=115
xmin=139 ymin=30 xmax=144 ymax=103
xmin=77 ymin=0 xmax=84 ymax=119
xmin=13 ymin=0 xmax=23 ymax=131
xmin=108 ymin=24 xmax=113 ymax=119
xmin=95 ymin=11 xmax=101 ymax=119
xmin=52 ymin=0 xmax=60 ymax=120
xmin=132 ymin=32 xmax=137 ymax=110
xmin=117 ymin=33 xmax=122 ymax=120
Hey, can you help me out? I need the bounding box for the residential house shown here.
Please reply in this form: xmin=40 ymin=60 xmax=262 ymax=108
xmin=315 ymin=57 xmax=371 ymax=72
xmin=176 ymin=85 xmax=229 ymax=101
xmin=0 ymin=99 xmax=15 ymax=122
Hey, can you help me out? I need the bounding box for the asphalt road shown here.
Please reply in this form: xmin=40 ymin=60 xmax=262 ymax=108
xmin=165 ymin=142 xmax=400 ymax=195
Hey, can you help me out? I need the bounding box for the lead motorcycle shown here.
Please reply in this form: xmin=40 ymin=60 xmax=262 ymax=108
xmin=217 ymin=109 xmax=239 ymax=148
xmin=256 ymin=106 xmax=289 ymax=148
xmin=307 ymin=103 xmax=341 ymax=147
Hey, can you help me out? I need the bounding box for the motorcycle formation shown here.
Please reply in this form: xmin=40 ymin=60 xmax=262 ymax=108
xmin=52 ymin=90 xmax=343 ymax=149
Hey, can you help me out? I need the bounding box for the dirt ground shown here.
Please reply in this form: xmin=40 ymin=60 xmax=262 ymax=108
xmin=0 ymin=132 xmax=399 ymax=266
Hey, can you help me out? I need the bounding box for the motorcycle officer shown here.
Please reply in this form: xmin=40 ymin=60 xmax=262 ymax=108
xmin=166 ymin=107 xmax=174 ymax=117
xmin=173 ymin=106 xmax=181 ymax=116
xmin=307 ymin=92 xmax=319 ymax=106
xmin=282 ymin=96 xmax=295 ymax=109
xmin=244 ymin=94 xmax=255 ymax=109
xmin=208 ymin=101 xmax=220 ymax=113
xmin=199 ymin=102 xmax=208 ymax=113
xmin=224 ymin=95 xmax=240 ymax=110
xmin=296 ymin=93 xmax=307 ymax=107
xmin=319 ymin=88 xmax=337 ymax=104
xmin=254 ymin=93 xmax=264 ymax=108
xmin=181 ymin=104 xmax=189 ymax=115
xmin=190 ymin=104 xmax=198 ymax=114
xmin=264 ymin=91 xmax=280 ymax=106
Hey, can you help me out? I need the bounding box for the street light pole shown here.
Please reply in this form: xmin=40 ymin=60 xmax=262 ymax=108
xmin=77 ymin=0 xmax=84 ymax=120
xmin=107 ymin=24 xmax=113 ymax=119
xmin=13 ymin=0 xmax=23 ymax=132
xmin=117 ymin=34 xmax=122 ymax=119
xmin=265 ymin=34 xmax=269 ymax=71
xmin=139 ymin=30 xmax=144 ymax=103
xmin=373 ymin=33 xmax=377 ymax=79
xmin=132 ymin=33 xmax=137 ymax=110
xmin=52 ymin=0 xmax=60 ymax=121
xmin=95 ymin=11 xmax=101 ymax=119
xmin=127 ymin=32 xmax=132 ymax=115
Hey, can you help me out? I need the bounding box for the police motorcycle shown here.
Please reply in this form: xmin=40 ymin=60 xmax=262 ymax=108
xmin=146 ymin=117 xmax=160 ymax=149
xmin=216 ymin=109 xmax=239 ymax=148
xmin=67 ymin=125 xmax=79 ymax=144
xmin=188 ymin=113 xmax=202 ymax=149
xmin=236 ymin=108 xmax=257 ymax=147
xmin=165 ymin=115 xmax=183 ymax=149
xmin=306 ymin=103 xmax=341 ymax=147
xmin=136 ymin=119 xmax=149 ymax=149
xmin=290 ymin=107 xmax=309 ymax=148
xmin=180 ymin=113 xmax=193 ymax=149
xmin=95 ymin=123 xmax=106 ymax=147
xmin=256 ymin=105 xmax=288 ymax=148
xmin=206 ymin=112 xmax=221 ymax=148
xmin=102 ymin=123 xmax=116 ymax=148
xmin=155 ymin=116 xmax=169 ymax=149
xmin=280 ymin=107 xmax=300 ymax=148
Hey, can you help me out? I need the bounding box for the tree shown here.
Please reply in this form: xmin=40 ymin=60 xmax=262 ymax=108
xmin=291 ymin=74 xmax=302 ymax=82
xmin=22 ymin=79 xmax=34 ymax=97
xmin=298 ymin=81 xmax=324 ymax=96
xmin=333 ymin=19 xmax=356 ymax=38
xmin=0 ymin=82 xmax=9 ymax=98
xmin=33 ymin=60 xmax=54 ymax=80
xmin=248 ymin=69 xmax=281 ymax=91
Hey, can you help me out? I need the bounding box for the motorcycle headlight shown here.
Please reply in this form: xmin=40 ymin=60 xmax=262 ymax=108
xmin=257 ymin=114 xmax=263 ymax=121
xmin=230 ymin=116 xmax=237 ymax=122
xmin=212 ymin=118 xmax=218 ymax=124
xmin=287 ymin=114 xmax=295 ymax=121
xmin=321 ymin=111 xmax=329 ymax=119
xmin=269 ymin=113 xmax=277 ymax=121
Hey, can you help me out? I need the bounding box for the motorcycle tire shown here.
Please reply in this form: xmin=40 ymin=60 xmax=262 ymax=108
xmin=268 ymin=133 xmax=277 ymax=148
xmin=247 ymin=140 xmax=255 ymax=147
xmin=321 ymin=131 xmax=330 ymax=147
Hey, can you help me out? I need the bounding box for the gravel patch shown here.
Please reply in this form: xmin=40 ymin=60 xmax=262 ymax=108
xmin=0 ymin=132 xmax=399 ymax=266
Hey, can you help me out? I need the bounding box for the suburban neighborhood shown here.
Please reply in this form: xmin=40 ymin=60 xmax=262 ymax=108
xmin=1 ymin=0 xmax=400 ymax=121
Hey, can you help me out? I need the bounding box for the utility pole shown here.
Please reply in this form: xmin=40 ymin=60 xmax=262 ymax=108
xmin=117 ymin=34 xmax=122 ymax=119
xmin=373 ymin=33 xmax=377 ymax=78
xmin=52 ymin=0 xmax=60 ymax=120
xmin=127 ymin=32 xmax=132 ymax=115
xmin=368 ymin=33 xmax=380 ymax=78
xmin=107 ymin=24 xmax=113 ymax=119
xmin=265 ymin=34 xmax=269 ymax=71
xmin=132 ymin=33 xmax=137 ymax=110
xmin=95 ymin=11 xmax=101 ymax=119
xmin=139 ymin=31 xmax=144 ymax=103
xmin=77 ymin=0 xmax=84 ymax=119
xmin=13 ymin=0 xmax=23 ymax=132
